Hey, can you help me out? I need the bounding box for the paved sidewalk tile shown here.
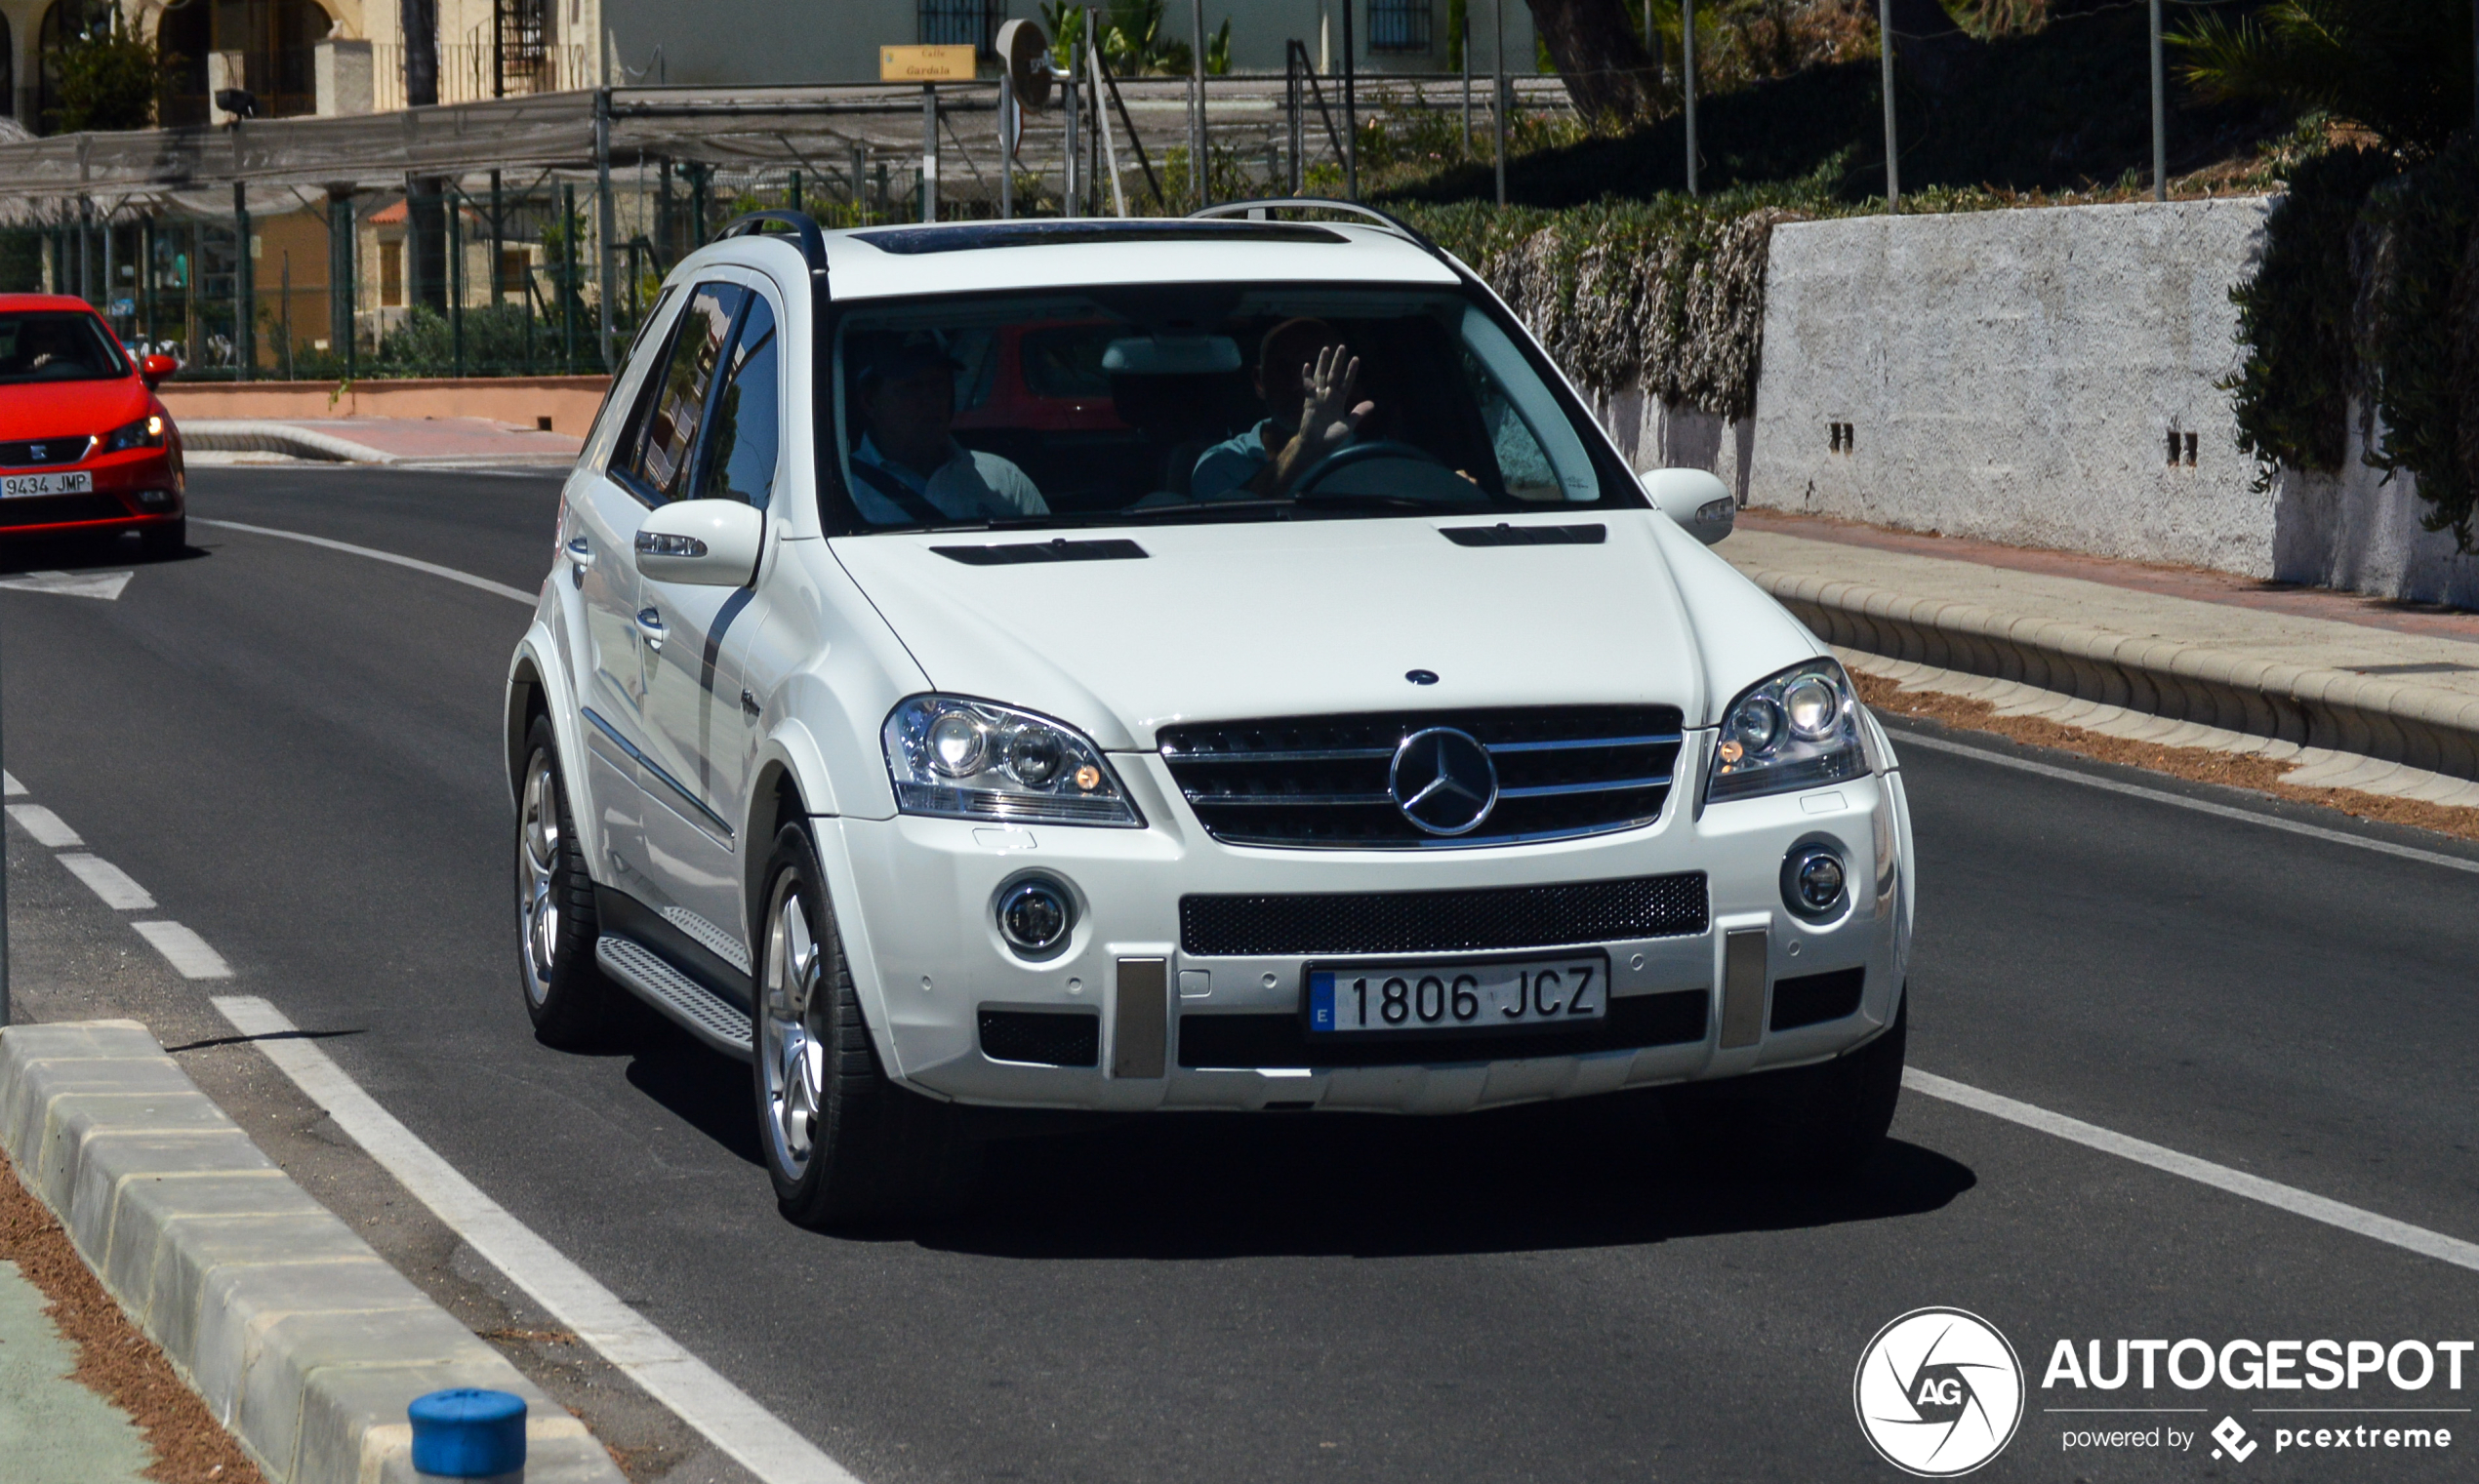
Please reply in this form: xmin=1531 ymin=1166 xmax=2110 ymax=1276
xmin=0 ymin=1259 xmax=151 ymax=1484
xmin=1729 ymin=514 xmax=2479 ymax=702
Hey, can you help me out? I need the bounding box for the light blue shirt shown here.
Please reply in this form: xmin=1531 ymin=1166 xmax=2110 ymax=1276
xmin=1189 ymin=420 xmax=1282 ymax=501
xmin=849 ymin=434 xmax=1046 ymax=524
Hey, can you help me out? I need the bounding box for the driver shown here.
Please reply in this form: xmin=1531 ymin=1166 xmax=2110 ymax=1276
xmin=1190 ymin=317 xmax=1375 ymax=501
xmin=847 ymin=335 xmax=1047 ymax=524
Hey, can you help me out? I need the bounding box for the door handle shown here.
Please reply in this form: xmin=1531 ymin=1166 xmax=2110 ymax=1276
xmin=634 ymin=607 xmax=667 ymax=652
xmin=565 ymin=536 xmax=593 ymax=566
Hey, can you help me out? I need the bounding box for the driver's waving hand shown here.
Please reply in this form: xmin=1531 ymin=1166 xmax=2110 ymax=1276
xmin=1191 ymin=318 xmax=1375 ymax=501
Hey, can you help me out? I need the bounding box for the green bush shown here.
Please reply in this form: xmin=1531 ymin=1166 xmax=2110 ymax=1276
xmin=2221 ymin=144 xmax=2396 ymax=490
xmin=2361 ymin=143 xmax=2479 ymax=548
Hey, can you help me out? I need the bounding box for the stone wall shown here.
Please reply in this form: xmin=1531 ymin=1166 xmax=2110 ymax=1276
xmin=1597 ymin=195 xmax=2479 ymax=606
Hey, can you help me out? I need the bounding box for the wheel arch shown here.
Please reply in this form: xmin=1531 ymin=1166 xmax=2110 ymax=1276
xmin=505 ymin=630 xmax=600 ymax=872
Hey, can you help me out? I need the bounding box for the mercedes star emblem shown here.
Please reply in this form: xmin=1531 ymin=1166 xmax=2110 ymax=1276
xmin=1389 ymin=727 xmax=1499 ymax=836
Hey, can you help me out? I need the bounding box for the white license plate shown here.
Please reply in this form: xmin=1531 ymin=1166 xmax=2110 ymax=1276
xmin=1 ymin=471 xmax=93 ymax=499
xmin=1306 ymin=954 xmax=1608 ymax=1035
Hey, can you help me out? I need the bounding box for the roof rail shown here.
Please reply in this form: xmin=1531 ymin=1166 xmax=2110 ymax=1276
xmin=715 ymin=210 xmax=829 ymax=273
xmin=1187 ymin=198 xmax=1449 ymax=262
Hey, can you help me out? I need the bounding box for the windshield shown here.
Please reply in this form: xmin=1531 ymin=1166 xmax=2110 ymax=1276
xmin=0 ymin=311 xmax=130 ymax=385
xmin=823 ymin=284 xmax=1637 ymax=534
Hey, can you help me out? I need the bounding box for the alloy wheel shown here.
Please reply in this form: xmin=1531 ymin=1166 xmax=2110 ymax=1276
xmin=760 ymin=876 xmax=829 ymax=1182
xmin=516 ymin=750 xmax=562 ymax=1007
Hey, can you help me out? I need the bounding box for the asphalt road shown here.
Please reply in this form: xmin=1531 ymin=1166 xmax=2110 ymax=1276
xmin=5 ymin=464 xmax=2478 ymax=1483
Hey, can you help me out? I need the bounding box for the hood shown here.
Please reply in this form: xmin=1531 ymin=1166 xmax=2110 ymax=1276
xmin=0 ymin=373 xmax=148 ymax=443
xmin=831 ymin=512 xmax=1745 ymax=750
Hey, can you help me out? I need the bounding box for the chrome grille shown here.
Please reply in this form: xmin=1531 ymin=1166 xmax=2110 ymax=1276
xmin=1158 ymin=706 xmax=1686 ymax=849
xmin=0 ymin=436 xmax=95 ymax=468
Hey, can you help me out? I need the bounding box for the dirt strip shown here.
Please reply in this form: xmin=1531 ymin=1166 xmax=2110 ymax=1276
xmin=0 ymin=1146 xmax=266 ymax=1484
xmin=1852 ymin=670 xmax=2479 ymax=846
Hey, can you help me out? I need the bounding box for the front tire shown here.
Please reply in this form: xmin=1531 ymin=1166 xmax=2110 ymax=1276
xmin=515 ymin=715 xmax=616 ymax=1047
xmin=752 ymin=823 xmax=978 ymax=1228
xmin=1671 ymin=989 xmax=1906 ymax=1180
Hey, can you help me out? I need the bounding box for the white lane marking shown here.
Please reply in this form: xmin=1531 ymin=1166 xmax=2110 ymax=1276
xmin=6 ymin=803 xmax=83 ymax=847
xmin=131 ymin=921 xmax=234 ymax=980
xmin=0 ymin=569 xmax=133 ymax=600
xmin=55 ymin=854 xmax=156 ymax=910
xmin=1897 ymin=730 xmax=2479 ymax=876
xmin=211 ymin=995 xmax=864 ymax=1484
xmin=3 ymin=771 xmax=23 ymax=796
xmin=193 ymin=518 xmax=538 ymax=605
xmin=1907 ymin=1069 xmax=2479 ymax=1274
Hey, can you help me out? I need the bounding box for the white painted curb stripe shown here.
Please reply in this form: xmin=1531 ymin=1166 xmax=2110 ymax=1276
xmin=1907 ymin=1069 xmax=2479 ymax=1274
xmin=1896 ymin=731 xmax=2479 ymax=876
xmin=56 ymin=854 xmax=156 ymax=910
xmin=2 ymin=770 xmax=21 ymax=796
xmin=211 ymin=995 xmax=863 ymax=1484
xmin=6 ymin=803 xmax=83 ymax=848
xmin=193 ymin=518 xmax=540 ymax=605
xmin=130 ymin=921 xmax=233 ymax=980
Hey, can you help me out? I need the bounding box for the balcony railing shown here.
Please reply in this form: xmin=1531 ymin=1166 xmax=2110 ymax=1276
xmin=373 ymin=41 xmax=591 ymax=111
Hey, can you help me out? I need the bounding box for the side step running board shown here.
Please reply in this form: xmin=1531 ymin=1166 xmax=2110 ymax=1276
xmin=596 ymin=935 xmax=754 ymax=1060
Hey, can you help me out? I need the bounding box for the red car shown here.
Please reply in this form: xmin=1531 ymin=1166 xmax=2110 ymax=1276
xmin=0 ymin=295 xmax=185 ymax=558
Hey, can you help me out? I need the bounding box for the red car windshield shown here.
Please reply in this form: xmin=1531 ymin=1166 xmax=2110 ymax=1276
xmin=0 ymin=311 xmax=130 ymax=385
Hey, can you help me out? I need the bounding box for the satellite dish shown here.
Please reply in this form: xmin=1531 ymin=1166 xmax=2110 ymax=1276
xmin=996 ymin=19 xmax=1051 ymax=109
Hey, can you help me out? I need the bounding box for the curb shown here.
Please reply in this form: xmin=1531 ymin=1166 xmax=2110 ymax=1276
xmin=0 ymin=1019 xmax=626 ymax=1484
xmin=1746 ymin=568 xmax=2479 ymax=783
xmin=179 ymin=421 xmax=399 ymax=465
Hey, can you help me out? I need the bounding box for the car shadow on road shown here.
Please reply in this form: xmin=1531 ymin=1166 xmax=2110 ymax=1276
xmin=0 ymin=531 xmax=203 ymax=574
xmin=916 ymin=1099 xmax=1976 ymax=1261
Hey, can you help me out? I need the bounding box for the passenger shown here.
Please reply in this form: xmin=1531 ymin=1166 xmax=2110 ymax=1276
xmin=1190 ymin=317 xmax=1376 ymax=500
xmin=847 ymin=336 xmax=1046 ymax=524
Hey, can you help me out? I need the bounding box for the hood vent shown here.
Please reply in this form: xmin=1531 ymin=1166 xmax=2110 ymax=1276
xmin=1439 ymin=523 xmax=1605 ymax=547
xmin=931 ymin=538 xmax=1150 ymax=566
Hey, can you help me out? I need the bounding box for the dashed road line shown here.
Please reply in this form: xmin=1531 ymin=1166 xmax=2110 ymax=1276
xmin=1907 ymin=1069 xmax=2479 ymax=1275
xmin=5 ymin=803 xmax=83 ymax=848
xmin=130 ymin=921 xmax=233 ymax=980
xmin=2 ymin=771 xmax=22 ymax=796
xmin=212 ymin=994 xmax=863 ymax=1484
xmin=1896 ymin=730 xmax=2479 ymax=876
xmin=193 ymin=518 xmax=539 ymax=605
xmin=55 ymin=854 xmax=156 ymax=910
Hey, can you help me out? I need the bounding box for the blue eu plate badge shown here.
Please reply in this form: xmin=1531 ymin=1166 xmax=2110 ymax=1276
xmin=1308 ymin=971 xmax=1337 ymax=1032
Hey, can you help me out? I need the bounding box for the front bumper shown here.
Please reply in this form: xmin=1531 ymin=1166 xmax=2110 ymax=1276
xmin=0 ymin=446 xmax=183 ymax=535
xmin=832 ymin=745 xmax=1911 ymax=1116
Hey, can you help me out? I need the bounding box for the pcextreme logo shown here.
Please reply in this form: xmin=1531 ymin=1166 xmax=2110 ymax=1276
xmin=1854 ymin=1307 xmax=2027 ymax=1476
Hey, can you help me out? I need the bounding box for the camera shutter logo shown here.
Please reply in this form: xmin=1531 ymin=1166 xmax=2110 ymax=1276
xmin=1853 ymin=1307 xmax=2025 ymax=1476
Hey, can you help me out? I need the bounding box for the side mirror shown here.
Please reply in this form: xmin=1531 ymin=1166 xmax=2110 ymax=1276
xmin=634 ymin=499 xmax=764 ymax=586
xmin=1642 ymin=467 xmax=1734 ymax=545
xmin=139 ymin=353 xmax=178 ymax=388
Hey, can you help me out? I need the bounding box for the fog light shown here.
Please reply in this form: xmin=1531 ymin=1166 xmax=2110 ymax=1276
xmin=137 ymin=489 xmax=172 ymax=506
xmin=996 ymin=877 xmax=1074 ymax=953
xmin=1782 ymin=843 xmax=1847 ymax=919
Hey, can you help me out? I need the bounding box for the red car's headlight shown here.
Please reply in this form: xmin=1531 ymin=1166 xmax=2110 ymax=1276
xmin=104 ymin=414 xmax=166 ymax=453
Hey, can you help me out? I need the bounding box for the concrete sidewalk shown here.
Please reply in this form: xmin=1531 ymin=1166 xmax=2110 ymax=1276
xmin=1728 ymin=511 xmax=2479 ymax=807
xmin=180 ymin=417 xmax=584 ymax=468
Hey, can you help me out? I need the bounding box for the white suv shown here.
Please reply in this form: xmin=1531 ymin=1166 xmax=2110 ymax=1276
xmin=505 ymin=205 xmax=1917 ymax=1226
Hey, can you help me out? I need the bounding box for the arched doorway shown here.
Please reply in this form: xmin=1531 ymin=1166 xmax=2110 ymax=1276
xmin=0 ymin=14 xmax=15 ymax=123
xmin=35 ymin=0 xmax=114 ymax=131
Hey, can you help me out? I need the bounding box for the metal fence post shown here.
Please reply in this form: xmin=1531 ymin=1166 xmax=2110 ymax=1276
xmin=1491 ymin=0 xmax=1506 ymax=207
xmin=233 ymin=183 xmax=254 ymax=381
xmin=2148 ymin=0 xmax=2166 ymax=201
xmin=595 ymin=88 xmax=616 ymax=368
xmin=1878 ymin=0 xmax=1899 ymax=209
xmin=1685 ymin=0 xmax=1699 ymax=195
xmin=999 ymin=71 xmax=1016 ymax=220
xmin=450 ymin=186 xmax=466 ymax=377
xmin=140 ymin=217 xmax=154 ymax=346
xmin=921 ymin=83 xmax=939 ymax=222
xmin=1342 ymin=0 xmax=1357 ymax=199
xmin=562 ymin=181 xmax=579 ymax=373
xmin=1191 ymin=0 xmax=1206 ymax=205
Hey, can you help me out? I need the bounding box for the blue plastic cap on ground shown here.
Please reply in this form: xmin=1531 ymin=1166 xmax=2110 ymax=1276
xmin=408 ymin=1387 xmax=528 ymax=1477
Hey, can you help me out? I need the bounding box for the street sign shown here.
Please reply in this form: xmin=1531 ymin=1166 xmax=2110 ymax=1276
xmin=880 ymin=46 xmax=975 ymax=82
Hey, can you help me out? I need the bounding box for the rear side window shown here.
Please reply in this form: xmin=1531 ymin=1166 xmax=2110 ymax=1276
xmin=0 ymin=312 xmax=129 ymax=384
xmin=615 ymin=282 xmax=744 ymax=504
xmin=697 ymin=295 xmax=780 ymax=509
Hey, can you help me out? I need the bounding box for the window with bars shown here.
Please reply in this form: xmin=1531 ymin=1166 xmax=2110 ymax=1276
xmin=918 ymin=0 xmax=996 ymax=50
xmin=1368 ymin=0 xmax=1433 ymax=52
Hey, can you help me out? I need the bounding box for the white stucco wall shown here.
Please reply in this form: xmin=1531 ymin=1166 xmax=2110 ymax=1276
xmin=2272 ymin=405 xmax=2479 ymax=609
xmin=1731 ymin=198 xmax=2280 ymax=574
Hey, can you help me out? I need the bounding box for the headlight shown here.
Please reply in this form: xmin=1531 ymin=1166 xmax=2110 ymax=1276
xmin=1707 ymin=659 xmax=1868 ymax=803
xmin=104 ymin=414 xmax=166 ymax=452
xmin=883 ymin=696 xmax=1142 ymax=826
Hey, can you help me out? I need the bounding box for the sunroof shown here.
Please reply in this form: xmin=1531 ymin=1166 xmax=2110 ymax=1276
xmin=848 ymin=221 xmax=1354 ymax=255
